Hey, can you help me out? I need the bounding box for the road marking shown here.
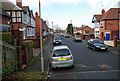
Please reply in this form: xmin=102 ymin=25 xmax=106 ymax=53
xmin=75 ymin=64 xmax=87 ymax=68
xmin=97 ymin=64 xmax=111 ymax=69
xmin=56 ymin=70 xmax=120 ymax=75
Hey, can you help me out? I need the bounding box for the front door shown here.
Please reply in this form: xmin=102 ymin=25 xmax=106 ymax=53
xmin=116 ymin=34 xmax=119 ymax=40
xmin=106 ymin=33 xmax=110 ymax=41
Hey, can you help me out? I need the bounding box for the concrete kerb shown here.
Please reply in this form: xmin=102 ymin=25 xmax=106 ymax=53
xmin=45 ymin=48 xmax=51 ymax=80
xmin=108 ymin=49 xmax=120 ymax=55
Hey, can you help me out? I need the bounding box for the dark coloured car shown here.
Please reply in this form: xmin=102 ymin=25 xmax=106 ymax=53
xmin=53 ymin=37 xmax=62 ymax=45
xmin=66 ymin=34 xmax=70 ymax=38
xmin=87 ymin=39 xmax=108 ymax=51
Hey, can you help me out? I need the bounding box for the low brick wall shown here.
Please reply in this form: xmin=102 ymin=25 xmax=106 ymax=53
xmin=33 ymin=39 xmax=40 ymax=48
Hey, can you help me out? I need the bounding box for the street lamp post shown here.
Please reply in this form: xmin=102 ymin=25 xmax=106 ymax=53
xmin=39 ymin=0 xmax=44 ymax=72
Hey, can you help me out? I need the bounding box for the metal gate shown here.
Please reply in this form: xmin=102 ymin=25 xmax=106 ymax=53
xmin=1 ymin=40 xmax=17 ymax=77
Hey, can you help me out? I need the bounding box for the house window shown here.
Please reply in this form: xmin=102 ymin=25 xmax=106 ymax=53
xmin=12 ymin=18 xmax=16 ymax=22
xmin=12 ymin=11 xmax=16 ymax=17
xmin=17 ymin=18 xmax=21 ymax=22
xmin=100 ymin=21 xmax=103 ymax=27
xmin=16 ymin=11 xmax=21 ymax=17
xmin=27 ymin=28 xmax=33 ymax=36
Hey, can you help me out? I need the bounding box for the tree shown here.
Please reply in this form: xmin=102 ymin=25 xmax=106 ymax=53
xmin=67 ymin=24 xmax=73 ymax=35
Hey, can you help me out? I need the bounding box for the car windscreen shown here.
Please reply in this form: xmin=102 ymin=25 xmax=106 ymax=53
xmin=93 ymin=40 xmax=103 ymax=44
xmin=54 ymin=37 xmax=60 ymax=40
xmin=53 ymin=49 xmax=70 ymax=57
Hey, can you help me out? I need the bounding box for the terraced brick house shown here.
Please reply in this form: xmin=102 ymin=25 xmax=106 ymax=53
xmin=92 ymin=9 xmax=105 ymax=39
xmin=0 ymin=8 xmax=12 ymax=32
xmin=92 ymin=8 xmax=120 ymax=41
xmin=1 ymin=0 xmax=35 ymax=39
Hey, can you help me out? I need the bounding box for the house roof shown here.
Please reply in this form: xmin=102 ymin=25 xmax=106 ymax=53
xmin=79 ymin=26 xmax=91 ymax=30
xmin=84 ymin=29 xmax=94 ymax=35
xmin=94 ymin=15 xmax=102 ymax=21
xmin=1 ymin=1 xmax=22 ymax=10
xmin=101 ymin=8 xmax=119 ymax=20
xmin=0 ymin=8 xmax=11 ymax=18
xmin=21 ymin=6 xmax=29 ymax=13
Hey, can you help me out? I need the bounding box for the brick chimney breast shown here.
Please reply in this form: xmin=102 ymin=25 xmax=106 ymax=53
xmin=35 ymin=12 xmax=38 ymax=17
xmin=102 ymin=9 xmax=105 ymax=15
xmin=16 ymin=0 xmax=22 ymax=8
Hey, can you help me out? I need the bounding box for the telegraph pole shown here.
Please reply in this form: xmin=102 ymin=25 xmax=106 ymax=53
xmin=39 ymin=0 xmax=44 ymax=72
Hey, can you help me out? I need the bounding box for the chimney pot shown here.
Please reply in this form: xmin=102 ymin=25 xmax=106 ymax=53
xmin=16 ymin=0 xmax=22 ymax=7
xmin=102 ymin=9 xmax=105 ymax=15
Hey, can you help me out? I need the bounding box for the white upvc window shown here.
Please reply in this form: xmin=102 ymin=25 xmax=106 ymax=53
xmin=100 ymin=21 xmax=103 ymax=27
xmin=27 ymin=28 xmax=33 ymax=36
xmin=27 ymin=28 xmax=35 ymax=36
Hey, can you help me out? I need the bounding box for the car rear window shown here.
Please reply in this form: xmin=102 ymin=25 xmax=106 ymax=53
xmin=76 ymin=35 xmax=81 ymax=37
xmin=53 ymin=49 xmax=70 ymax=57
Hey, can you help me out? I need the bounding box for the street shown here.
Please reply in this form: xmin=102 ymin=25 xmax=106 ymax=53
xmin=47 ymin=35 xmax=120 ymax=79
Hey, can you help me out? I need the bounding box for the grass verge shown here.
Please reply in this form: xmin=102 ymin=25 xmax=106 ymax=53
xmin=3 ymin=72 xmax=46 ymax=80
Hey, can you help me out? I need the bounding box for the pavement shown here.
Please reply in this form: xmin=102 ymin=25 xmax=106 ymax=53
xmin=23 ymin=36 xmax=53 ymax=73
xmin=108 ymin=46 xmax=120 ymax=55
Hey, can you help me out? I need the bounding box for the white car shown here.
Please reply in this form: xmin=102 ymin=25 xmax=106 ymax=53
xmin=50 ymin=45 xmax=74 ymax=69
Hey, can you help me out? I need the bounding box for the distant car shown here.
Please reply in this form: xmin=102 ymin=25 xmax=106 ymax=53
xmin=66 ymin=34 xmax=70 ymax=38
xmin=50 ymin=45 xmax=74 ymax=69
xmin=53 ymin=37 xmax=62 ymax=45
xmin=63 ymin=34 xmax=67 ymax=37
xmin=87 ymin=39 xmax=108 ymax=51
xmin=73 ymin=35 xmax=82 ymax=42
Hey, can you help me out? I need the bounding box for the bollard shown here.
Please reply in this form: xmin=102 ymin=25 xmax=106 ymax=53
xmin=114 ymin=36 xmax=117 ymax=47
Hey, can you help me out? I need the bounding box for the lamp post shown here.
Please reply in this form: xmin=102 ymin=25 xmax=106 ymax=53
xmin=39 ymin=0 xmax=44 ymax=72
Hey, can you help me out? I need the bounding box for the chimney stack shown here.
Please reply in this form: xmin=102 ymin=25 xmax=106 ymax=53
xmin=16 ymin=0 xmax=22 ymax=8
xmin=102 ymin=9 xmax=105 ymax=15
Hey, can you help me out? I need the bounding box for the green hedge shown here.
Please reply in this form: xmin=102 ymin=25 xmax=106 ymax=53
xmin=0 ymin=32 xmax=12 ymax=44
xmin=2 ymin=62 xmax=18 ymax=78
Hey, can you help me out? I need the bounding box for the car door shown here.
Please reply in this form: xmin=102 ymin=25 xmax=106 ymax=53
xmin=89 ymin=40 xmax=94 ymax=48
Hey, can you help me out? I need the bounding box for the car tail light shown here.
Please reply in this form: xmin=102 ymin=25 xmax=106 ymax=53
xmin=70 ymin=56 xmax=73 ymax=60
xmin=52 ymin=58 xmax=55 ymax=62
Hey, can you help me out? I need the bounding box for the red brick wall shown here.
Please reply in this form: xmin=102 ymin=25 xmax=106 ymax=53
xmin=2 ymin=16 xmax=11 ymax=25
xmin=100 ymin=20 xmax=119 ymax=40
xmin=82 ymin=26 xmax=92 ymax=35
xmin=34 ymin=14 xmax=42 ymax=36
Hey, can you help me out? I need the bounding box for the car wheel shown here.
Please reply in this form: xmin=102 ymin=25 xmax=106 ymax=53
xmin=87 ymin=44 xmax=89 ymax=48
xmin=71 ymin=64 xmax=74 ymax=68
xmin=93 ymin=47 xmax=96 ymax=51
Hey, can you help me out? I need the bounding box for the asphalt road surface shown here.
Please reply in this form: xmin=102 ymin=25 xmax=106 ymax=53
xmin=48 ymin=35 xmax=120 ymax=80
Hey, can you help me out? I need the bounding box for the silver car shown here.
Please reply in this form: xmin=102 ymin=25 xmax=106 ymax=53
xmin=73 ymin=35 xmax=82 ymax=42
xmin=50 ymin=45 xmax=74 ymax=69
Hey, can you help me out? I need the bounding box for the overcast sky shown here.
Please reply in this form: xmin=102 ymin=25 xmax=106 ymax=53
xmin=9 ymin=0 xmax=119 ymax=30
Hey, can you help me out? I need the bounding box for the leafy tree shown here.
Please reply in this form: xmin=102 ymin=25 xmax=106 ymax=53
xmin=67 ymin=24 xmax=73 ymax=35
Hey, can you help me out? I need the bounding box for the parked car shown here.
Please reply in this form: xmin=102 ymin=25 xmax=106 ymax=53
xmin=87 ymin=39 xmax=108 ymax=51
xmin=66 ymin=34 xmax=70 ymax=38
xmin=50 ymin=45 xmax=74 ymax=69
xmin=73 ymin=35 xmax=82 ymax=42
xmin=63 ymin=33 xmax=67 ymax=37
xmin=53 ymin=37 xmax=62 ymax=45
